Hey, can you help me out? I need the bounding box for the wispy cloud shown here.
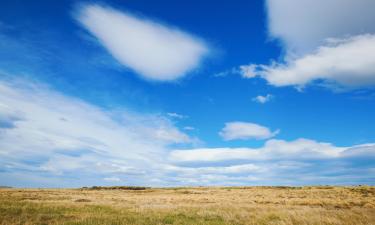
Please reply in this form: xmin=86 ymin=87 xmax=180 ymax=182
xmin=76 ymin=4 xmax=209 ymax=81
xmin=219 ymin=122 xmax=279 ymax=141
xmin=240 ymin=64 xmax=257 ymax=78
xmin=167 ymin=112 xmax=187 ymax=119
xmin=104 ymin=177 xmax=121 ymax=182
xmin=0 ymin=77 xmax=192 ymax=187
xmin=183 ymin=126 xmax=195 ymax=131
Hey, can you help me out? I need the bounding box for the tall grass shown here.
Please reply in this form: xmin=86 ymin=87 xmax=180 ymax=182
xmin=1 ymin=186 xmax=374 ymax=225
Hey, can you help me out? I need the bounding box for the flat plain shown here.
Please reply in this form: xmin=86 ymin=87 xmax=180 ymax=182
xmin=1 ymin=186 xmax=375 ymax=225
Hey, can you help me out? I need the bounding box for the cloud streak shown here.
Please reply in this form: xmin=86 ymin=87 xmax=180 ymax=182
xmin=170 ymin=138 xmax=346 ymax=163
xmin=168 ymin=139 xmax=375 ymax=185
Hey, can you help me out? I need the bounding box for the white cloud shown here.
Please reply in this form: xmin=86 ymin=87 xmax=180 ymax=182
xmin=245 ymin=35 xmax=375 ymax=88
xmin=252 ymin=94 xmax=273 ymax=104
xmin=219 ymin=122 xmax=279 ymax=141
xmin=76 ymin=4 xmax=209 ymax=81
xmin=266 ymin=0 xmax=375 ymax=55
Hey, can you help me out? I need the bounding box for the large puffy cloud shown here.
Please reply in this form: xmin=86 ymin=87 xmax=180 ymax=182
xmin=247 ymin=35 xmax=375 ymax=88
xmin=76 ymin=4 xmax=209 ymax=81
xmin=239 ymin=0 xmax=375 ymax=90
xmin=266 ymin=0 xmax=375 ymax=55
xmin=219 ymin=122 xmax=279 ymax=141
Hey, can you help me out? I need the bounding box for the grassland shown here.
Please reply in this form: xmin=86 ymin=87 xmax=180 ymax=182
xmin=1 ymin=186 xmax=375 ymax=225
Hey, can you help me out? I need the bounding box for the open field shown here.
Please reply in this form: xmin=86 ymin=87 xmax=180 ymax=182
xmin=1 ymin=186 xmax=375 ymax=225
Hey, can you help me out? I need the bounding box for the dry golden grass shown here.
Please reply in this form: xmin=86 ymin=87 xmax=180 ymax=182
xmin=1 ymin=186 xmax=375 ymax=225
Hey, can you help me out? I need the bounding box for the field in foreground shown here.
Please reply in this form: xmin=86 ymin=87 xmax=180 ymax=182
xmin=1 ymin=186 xmax=375 ymax=225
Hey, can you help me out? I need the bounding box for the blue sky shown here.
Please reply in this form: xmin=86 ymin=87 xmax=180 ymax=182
xmin=1 ymin=0 xmax=375 ymax=187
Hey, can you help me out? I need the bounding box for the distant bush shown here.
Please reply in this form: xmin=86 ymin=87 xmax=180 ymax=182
xmin=84 ymin=186 xmax=149 ymax=191
xmin=75 ymin=198 xmax=91 ymax=202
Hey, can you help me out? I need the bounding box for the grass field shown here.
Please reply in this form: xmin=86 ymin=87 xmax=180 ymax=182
xmin=1 ymin=186 xmax=375 ymax=225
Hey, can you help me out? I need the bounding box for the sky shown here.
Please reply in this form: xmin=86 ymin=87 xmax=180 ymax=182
xmin=0 ymin=0 xmax=375 ymax=187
